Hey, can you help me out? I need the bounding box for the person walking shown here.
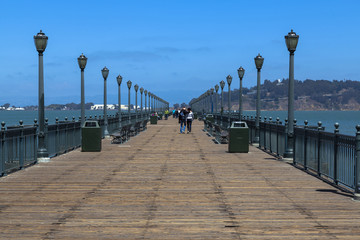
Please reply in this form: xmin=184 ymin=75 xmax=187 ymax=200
xmin=179 ymin=107 xmax=187 ymax=134
xmin=186 ymin=108 xmax=194 ymax=133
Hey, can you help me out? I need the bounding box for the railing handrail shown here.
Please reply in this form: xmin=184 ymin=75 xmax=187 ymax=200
xmin=0 ymin=112 xmax=150 ymax=176
xmin=200 ymin=110 xmax=359 ymax=195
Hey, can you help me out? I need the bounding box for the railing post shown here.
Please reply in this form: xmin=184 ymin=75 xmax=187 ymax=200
xmin=55 ymin=118 xmax=59 ymax=156
xmin=334 ymin=123 xmax=339 ymax=185
xmin=263 ymin=116 xmax=267 ymax=150
xmin=354 ymin=125 xmax=360 ymax=201
xmin=72 ymin=116 xmax=76 ymax=149
xmin=317 ymin=121 xmax=322 ymax=176
xmin=293 ymin=119 xmax=297 ymax=163
xmin=276 ymin=117 xmax=280 ymax=157
xmin=1 ymin=122 xmax=5 ymax=176
xmin=45 ymin=118 xmax=49 ymax=158
xmin=258 ymin=116 xmax=261 ymax=147
xmin=284 ymin=118 xmax=288 ymax=158
xmin=34 ymin=119 xmax=38 ymax=163
xmin=19 ymin=120 xmax=24 ymax=169
xmin=64 ymin=117 xmax=69 ymax=152
xmin=304 ymin=120 xmax=308 ymax=170
xmin=269 ymin=117 xmax=272 ymax=153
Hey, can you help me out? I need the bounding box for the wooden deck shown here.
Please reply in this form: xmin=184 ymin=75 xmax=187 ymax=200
xmin=0 ymin=118 xmax=360 ymax=239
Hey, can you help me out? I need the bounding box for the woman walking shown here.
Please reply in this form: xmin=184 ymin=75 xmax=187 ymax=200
xmin=186 ymin=108 xmax=194 ymax=133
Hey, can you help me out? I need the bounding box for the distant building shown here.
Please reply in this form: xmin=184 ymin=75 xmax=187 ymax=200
xmin=246 ymin=90 xmax=256 ymax=95
xmin=90 ymin=104 xmax=141 ymax=111
xmin=91 ymin=104 xmax=116 ymax=110
xmin=6 ymin=107 xmax=25 ymax=111
xmin=119 ymin=104 xmax=128 ymax=111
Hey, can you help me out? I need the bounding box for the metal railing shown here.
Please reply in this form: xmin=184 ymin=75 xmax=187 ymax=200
xmin=201 ymin=111 xmax=359 ymax=194
xmin=0 ymin=112 xmax=150 ymax=176
xmin=1 ymin=123 xmax=37 ymax=174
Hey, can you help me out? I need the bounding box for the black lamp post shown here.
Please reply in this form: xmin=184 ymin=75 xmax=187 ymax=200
xmin=206 ymin=90 xmax=210 ymax=113
xmin=220 ymin=80 xmax=225 ymax=126
xmin=284 ymin=29 xmax=299 ymax=159
xmin=214 ymin=85 xmax=219 ymax=113
xmin=101 ymin=67 xmax=109 ymax=137
xmin=151 ymin=94 xmax=154 ymax=112
xmin=226 ymin=75 xmax=232 ymax=128
xmin=156 ymin=95 xmax=159 ymax=112
xmin=127 ymin=80 xmax=132 ymax=124
xmin=34 ymin=30 xmax=49 ymax=161
xmin=237 ymin=66 xmax=245 ymax=120
xmin=149 ymin=93 xmax=152 ymax=113
xmin=144 ymin=90 xmax=148 ymax=115
xmin=154 ymin=95 xmax=156 ymax=112
xmin=134 ymin=84 xmax=139 ymax=122
xmin=154 ymin=95 xmax=157 ymax=112
xmin=140 ymin=87 xmax=144 ymax=119
xmin=254 ymin=53 xmax=264 ymax=143
xmin=215 ymin=84 xmax=219 ymax=122
xmin=210 ymin=88 xmax=214 ymax=113
xmin=116 ymin=75 xmax=122 ymax=128
xmin=157 ymin=96 xmax=159 ymax=112
xmin=78 ymin=53 xmax=87 ymax=126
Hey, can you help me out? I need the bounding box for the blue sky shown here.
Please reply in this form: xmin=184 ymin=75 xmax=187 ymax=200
xmin=1 ymin=0 xmax=359 ymax=107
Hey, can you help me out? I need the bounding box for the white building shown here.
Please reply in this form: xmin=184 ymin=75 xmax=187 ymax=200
xmin=119 ymin=104 xmax=128 ymax=111
xmin=91 ymin=104 xmax=116 ymax=110
xmin=90 ymin=104 xmax=142 ymax=111
xmin=6 ymin=107 xmax=25 ymax=111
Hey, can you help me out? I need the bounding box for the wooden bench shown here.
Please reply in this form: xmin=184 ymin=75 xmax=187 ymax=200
xmin=140 ymin=119 xmax=148 ymax=131
xmin=213 ymin=124 xmax=228 ymax=144
xmin=130 ymin=121 xmax=142 ymax=136
xmin=207 ymin=121 xmax=214 ymax=136
xmin=110 ymin=125 xmax=130 ymax=144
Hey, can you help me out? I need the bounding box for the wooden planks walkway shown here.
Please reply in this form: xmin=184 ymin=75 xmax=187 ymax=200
xmin=0 ymin=118 xmax=360 ymax=239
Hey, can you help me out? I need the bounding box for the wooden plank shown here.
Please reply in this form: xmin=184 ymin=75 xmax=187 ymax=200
xmin=0 ymin=119 xmax=359 ymax=239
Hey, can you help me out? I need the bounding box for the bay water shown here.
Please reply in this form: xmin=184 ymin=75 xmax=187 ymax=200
xmin=243 ymin=110 xmax=360 ymax=136
xmin=0 ymin=110 xmax=359 ymax=136
xmin=0 ymin=110 xmax=118 ymax=126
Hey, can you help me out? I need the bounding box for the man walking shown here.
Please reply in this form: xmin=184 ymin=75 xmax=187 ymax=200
xmin=179 ymin=107 xmax=187 ymax=134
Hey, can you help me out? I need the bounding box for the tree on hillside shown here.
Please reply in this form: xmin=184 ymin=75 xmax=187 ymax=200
xmin=180 ymin=102 xmax=187 ymax=108
xmin=2 ymin=103 xmax=10 ymax=109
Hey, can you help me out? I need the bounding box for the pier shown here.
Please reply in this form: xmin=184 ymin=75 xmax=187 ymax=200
xmin=0 ymin=118 xmax=359 ymax=239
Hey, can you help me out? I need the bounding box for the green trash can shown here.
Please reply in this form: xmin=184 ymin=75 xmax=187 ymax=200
xmin=228 ymin=121 xmax=249 ymax=153
xmin=150 ymin=115 xmax=158 ymax=124
xmin=204 ymin=114 xmax=214 ymax=131
xmin=194 ymin=112 xmax=198 ymax=119
xmin=205 ymin=114 xmax=214 ymax=123
xmin=82 ymin=121 xmax=102 ymax=152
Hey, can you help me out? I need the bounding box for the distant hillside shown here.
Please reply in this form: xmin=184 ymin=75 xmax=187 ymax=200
xmin=192 ymin=79 xmax=360 ymax=111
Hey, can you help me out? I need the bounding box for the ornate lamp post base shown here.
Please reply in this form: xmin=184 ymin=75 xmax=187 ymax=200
xmin=37 ymin=146 xmax=50 ymax=162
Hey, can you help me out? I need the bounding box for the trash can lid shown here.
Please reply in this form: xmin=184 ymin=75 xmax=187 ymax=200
xmin=231 ymin=121 xmax=248 ymax=128
xmin=83 ymin=121 xmax=99 ymax=128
